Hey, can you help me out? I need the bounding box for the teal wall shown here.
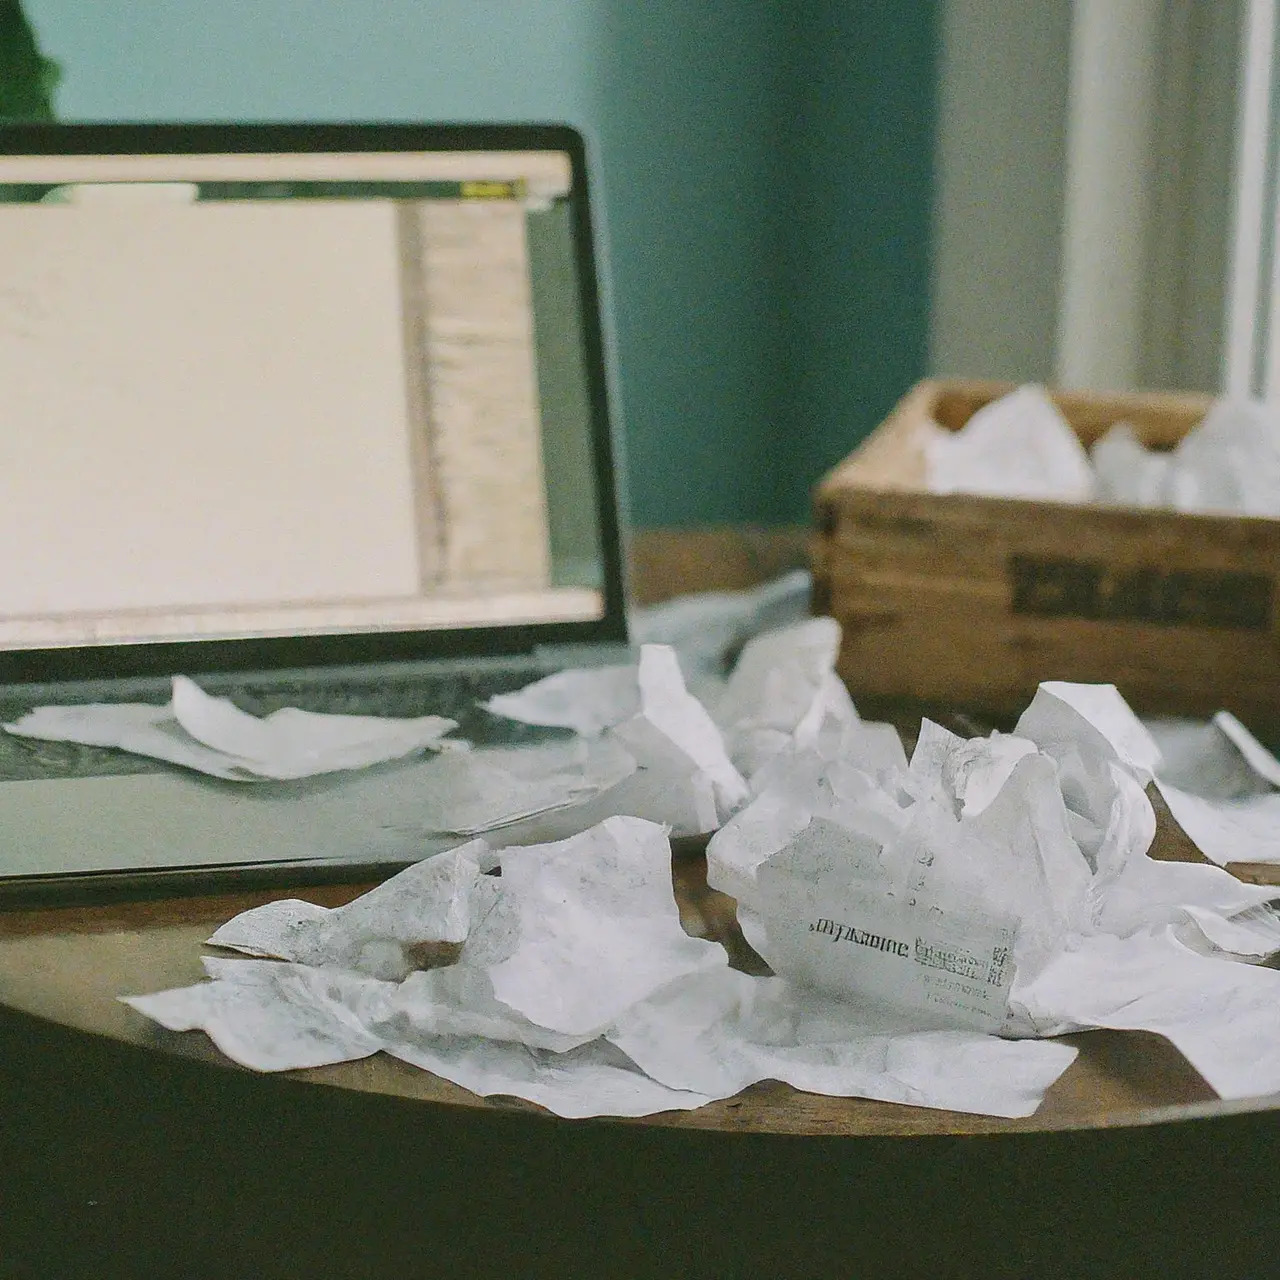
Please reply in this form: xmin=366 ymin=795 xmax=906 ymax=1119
xmin=21 ymin=0 xmax=938 ymax=527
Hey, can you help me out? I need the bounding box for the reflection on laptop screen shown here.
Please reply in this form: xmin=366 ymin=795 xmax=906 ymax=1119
xmin=0 ymin=148 xmax=606 ymax=651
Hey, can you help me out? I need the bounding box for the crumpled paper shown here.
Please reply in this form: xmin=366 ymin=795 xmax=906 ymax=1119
xmin=926 ymin=384 xmax=1280 ymax=514
xmin=474 ymin=620 xmax=860 ymax=841
xmin=712 ymin=617 xmax=859 ymax=780
xmin=483 ymin=571 xmax=814 ymax=736
xmin=707 ymin=678 xmax=1280 ymax=1098
xmin=439 ymin=644 xmax=750 ymax=842
xmin=609 ymin=645 xmax=749 ymax=830
xmin=105 ymin=615 xmax=1280 ymax=1119
xmin=923 ymin=385 xmax=1097 ymax=503
xmin=204 ymin=841 xmax=489 ymax=979
xmin=4 ymin=675 xmax=457 ymax=781
xmin=926 ymin=384 xmax=1280 ymax=516
xmin=1146 ymin=398 xmax=1280 ymax=517
xmin=1091 ymin=422 xmax=1171 ymax=507
xmin=125 ymin=814 xmax=1077 ymax=1119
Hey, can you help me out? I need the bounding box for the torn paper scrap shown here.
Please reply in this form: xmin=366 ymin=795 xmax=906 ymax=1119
xmin=1014 ymin=684 xmax=1162 ymax=875
xmin=713 ymin=617 xmax=859 ymax=779
xmin=1177 ymin=903 xmax=1280 ymax=963
xmin=608 ymin=967 xmax=1077 ymax=1118
xmin=924 ymin=385 xmax=1096 ymax=503
xmin=1156 ymin=785 xmax=1280 ymax=867
xmin=610 ymin=644 xmax=748 ymax=830
xmin=1018 ymin=681 xmax=1162 ymax=781
xmin=483 ymin=664 xmax=639 ymax=738
xmin=123 ymin=957 xmax=388 ymax=1072
xmin=1211 ymin=711 xmax=1280 ymax=789
xmin=368 ymin=949 xmax=597 ymax=1053
xmin=384 ymin=1036 xmax=717 ymax=1119
xmin=936 ymin=732 xmax=1037 ymax=819
xmin=207 ymin=842 xmax=489 ymax=980
xmin=1087 ymin=781 xmax=1279 ymax=938
xmin=2 ymin=701 xmax=255 ymax=780
xmin=4 ymin=675 xmax=457 ymax=781
xmin=1139 ymin=708 xmax=1280 ymax=867
xmin=1147 ymin=717 xmax=1276 ymax=801
xmin=410 ymin=737 xmax=636 ymax=837
xmin=705 ymin=748 xmax=909 ymax=909
xmin=168 ymin=676 xmax=456 ymax=779
xmin=1013 ymin=928 xmax=1280 ymax=1100
xmin=464 ymin=816 xmax=725 ymax=1038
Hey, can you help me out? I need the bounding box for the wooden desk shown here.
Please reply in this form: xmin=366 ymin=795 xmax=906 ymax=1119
xmin=6 ymin=852 xmax=1280 ymax=1279
xmin=0 ymin=854 xmax=1257 ymax=1139
xmin=4 ymin=529 xmax=1280 ymax=1277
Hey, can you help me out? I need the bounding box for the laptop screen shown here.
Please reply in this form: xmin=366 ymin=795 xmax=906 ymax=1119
xmin=0 ymin=127 xmax=622 ymax=677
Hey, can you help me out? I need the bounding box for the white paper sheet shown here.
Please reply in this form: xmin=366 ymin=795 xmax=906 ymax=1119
xmin=483 ymin=664 xmax=639 ymax=738
xmin=608 ymin=967 xmax=1077 ymax=1117
xmin=713 ymin=617 xmax=859 ymax=779
xmin=408 ymin=738 xmax=636 ymax=837
xmin=125 ymin=957 xmax=388 ymax=1072
xmin=5 ymin=675 xmax=457 ymax=780
xmin=610 ymin=645 xmax=749 ymax=831
xmin=1014 ymin=928 xmax=1280 ymax=1099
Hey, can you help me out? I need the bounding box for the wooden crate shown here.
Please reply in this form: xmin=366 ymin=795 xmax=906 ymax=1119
xmin=811 ymin=378 xmax=1280 ymax=730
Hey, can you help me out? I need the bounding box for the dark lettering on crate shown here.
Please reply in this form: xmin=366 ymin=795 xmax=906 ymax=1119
xmin=1008 ymin=555 xmax=1273 ymax=630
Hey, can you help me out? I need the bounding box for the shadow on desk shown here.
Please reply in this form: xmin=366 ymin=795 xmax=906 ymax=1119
xmin=2 ymin=1004 xmax=1279 ymax=1280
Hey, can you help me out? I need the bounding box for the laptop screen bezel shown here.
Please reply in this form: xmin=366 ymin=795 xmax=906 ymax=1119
xmin=0 ymin=121 xmax=628 ymax=683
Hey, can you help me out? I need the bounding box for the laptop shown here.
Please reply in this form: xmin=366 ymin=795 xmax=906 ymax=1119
xmin=0 ymin=123 xmax=629 ymax=905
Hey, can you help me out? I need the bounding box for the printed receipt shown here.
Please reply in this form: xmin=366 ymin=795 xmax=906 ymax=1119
xmin=754 ymin=822 xmax=1018 ymax=1032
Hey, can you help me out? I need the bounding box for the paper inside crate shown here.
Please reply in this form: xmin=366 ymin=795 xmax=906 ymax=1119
xmin=811 ymin=379 xmax=1280 ymax=729
xmin=916 ymin=381 xmax=1280 ymax=517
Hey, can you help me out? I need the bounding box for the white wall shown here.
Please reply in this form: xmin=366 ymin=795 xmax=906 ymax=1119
xmin=928 ymin=0 xmax=1073 ymax=383
xmin=931 ymin=0 xmax=1240 ymax=395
